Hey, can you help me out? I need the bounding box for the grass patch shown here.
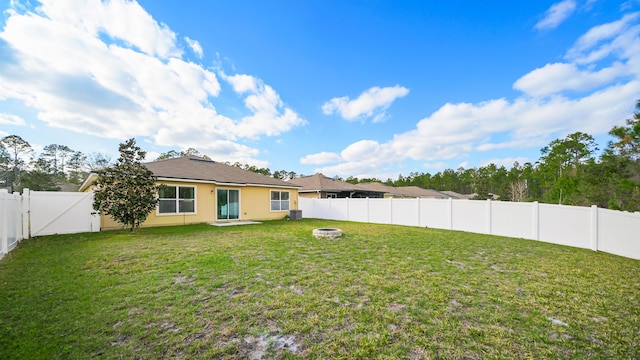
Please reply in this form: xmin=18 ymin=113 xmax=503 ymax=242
xmin=0 ymin=219 xmax=638 ymax=359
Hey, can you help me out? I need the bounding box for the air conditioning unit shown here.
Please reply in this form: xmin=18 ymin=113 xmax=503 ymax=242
xmin=289 ymin=209 xmax=302 ymax=220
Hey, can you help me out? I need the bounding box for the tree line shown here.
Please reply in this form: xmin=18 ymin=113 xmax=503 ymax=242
xmin=0 ymin=136 xmax=113 ymax=192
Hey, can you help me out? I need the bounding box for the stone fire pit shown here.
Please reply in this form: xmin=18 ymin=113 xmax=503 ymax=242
xmin=312 ymin=228 xmax=342 ymax=239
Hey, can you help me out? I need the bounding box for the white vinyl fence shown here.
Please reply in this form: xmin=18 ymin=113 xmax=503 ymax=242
xmin=299 ymin=197 xmax=640 ymax=260
xmin=0 ymin=190 xmax=23 ymax=260
xmin=0 ymin=189 xmax=100 ymax=260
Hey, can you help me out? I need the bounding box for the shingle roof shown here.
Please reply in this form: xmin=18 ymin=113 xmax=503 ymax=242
xmin=144 ymin=157 xmax=298 ymax=188
xmin=396 ymin=186 xmax=449 ymax=198
xmin=287 ymin=174 xmax=357 ymax=192
xmin=354 ymin=182 xmax=394 ymax=193
xmin=440 ymin=191 xmax=475 ymax=200
xmin=357 ymin=182 xmax=450 ymax=198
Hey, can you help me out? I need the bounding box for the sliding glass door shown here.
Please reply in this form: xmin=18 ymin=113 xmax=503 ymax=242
xmin=217 ymin=189 xmax=239 ymax=220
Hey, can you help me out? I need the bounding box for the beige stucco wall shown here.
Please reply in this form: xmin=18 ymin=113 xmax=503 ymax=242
xmin=298 ymin=191 xmax=320 ymax=199
xmin=98 ymin=181 xmax=299 ymax=230
xmin=236 ymin=186 xmax=298 ymax=221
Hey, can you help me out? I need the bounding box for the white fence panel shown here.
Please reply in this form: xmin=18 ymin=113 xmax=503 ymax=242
xmin=298 ymin=198 xmax=314 ymax=217
xmin=1 ymin=190 xmax=23 ymax=259
xmin=598 ymin=208 xmax=640 ymax=260
xmin=391 ymin=199 xmax=419 ymax=226
xmin=369 ymin=199 xmax=392 ymax=224
xmin=299 ymin=197 xmax=325 ymax=219
xmin=347 ymin=199 xmax=369 ymax=223
xmin=538 ymin=204 xmax=592 ymax=249
xmin=28 ymin=190 xmax=99 ymax=237
xmin=491 ymin=201 xmax=535 ymax=239
xmin=419 ymin=199 xmax=450 ymax=229
xmin=452 ymin=200 xmax=488 ymax=234
xmin=306 ymin=198 xmax=350 ymax=221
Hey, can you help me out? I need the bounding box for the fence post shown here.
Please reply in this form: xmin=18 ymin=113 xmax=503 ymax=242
xmin=591 ymin=205 xmax=598 ymax=251
xmin=390 ymin=198 xmax=393 ymax=224
xmin=532 ymin=201 xmax=539 ymax=241
xmin=487 ymin=199 xmax=492 ymax=235
xmin=14 ymin=192 xmax=22 ymax=242
xmin=22 ymin=188 xmax=30 ymax=239
xmin=346 ymin=197 xmax=350 ymax=221
xmin=417 ymin=197 xmax=421 ymax=227
xmin=1 ymin=189 xmax=7 ymax=256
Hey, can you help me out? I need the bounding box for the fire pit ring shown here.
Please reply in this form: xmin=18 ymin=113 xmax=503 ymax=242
xmin=313 ymin=228 xmax=342 ymax=239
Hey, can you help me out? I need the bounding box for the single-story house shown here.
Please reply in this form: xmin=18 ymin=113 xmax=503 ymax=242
xmin=80 ymin=156 xmax=300 ymax=229
xmin=287 ymin=174 xmax=385 ymax=199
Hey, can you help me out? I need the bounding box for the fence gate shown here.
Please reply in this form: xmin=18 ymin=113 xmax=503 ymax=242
xmin=25 ymin=189 xmax=100 ymax=237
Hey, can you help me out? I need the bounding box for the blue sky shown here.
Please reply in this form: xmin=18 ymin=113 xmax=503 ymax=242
xmin=1 ymin=0 xmax=639 ymax=180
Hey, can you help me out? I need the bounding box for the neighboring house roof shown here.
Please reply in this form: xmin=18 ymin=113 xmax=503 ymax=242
xmin=440 ymin=191 xmax=476 ymax=200
xmin=289 ymin=175 xmax=449 ymax=198
xmin=287 ymin=174 xmax=358 ymax=193
xmin=354 ymin=182 xmax=393 ymax=193
xmin=357 ymin=182 xmax=450 ymax=198
xmin=80 ymin=156 xmax=299 ymax=191
xmin=395 ymin=186 xmax=450 ymax=198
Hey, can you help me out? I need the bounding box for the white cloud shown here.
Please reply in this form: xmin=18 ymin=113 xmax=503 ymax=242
xmin=0 ymin=1 xmax=306 ymax=165
xmin=0 ymin=113 xmax=26 ymax=126
xmin=221 ymin=72 xmax=257 ymax=93
xmin=146 ymin=151 xmax=162 ymax=161
xmin=185 ymin=36 xmax=203 ymax=58
xmin=300 ymin=151 xmax=342 ymax=165
xmin=513 ymin=62 xmax=629 ymax=97
xmin=304 ymin=13 xmax=640 ymax=177
xmin=221 ymin=73 xmax=307 ymax=139
xmin=37 ymin=0 xmax=181 ymax=59
xmin=566 ymin=12 xmax=640 ymax=64
xmin=476 ymin=138 xmax=545 ymax=152
xmin=515 ymin=13 xmax=639 ymax=97
xmin=322 ymin=85 xmax=409 ymax=122
xmin=535 ymin=0 xmax=577 ymax=31
xmin=341 ymin=140 xmax=393 ymax=162
xmin=310 ymin=139 xmax=403 ymax=177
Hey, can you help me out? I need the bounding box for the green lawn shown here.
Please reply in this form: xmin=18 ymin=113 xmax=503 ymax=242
xmin=0 ymin=219 xmax=638 ymax=359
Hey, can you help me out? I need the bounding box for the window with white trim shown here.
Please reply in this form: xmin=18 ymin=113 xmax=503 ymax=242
xmin=270 ymin=190 xmax=290 ymax=211
xmin=158 ymin=186 xmax=195 ymax=214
